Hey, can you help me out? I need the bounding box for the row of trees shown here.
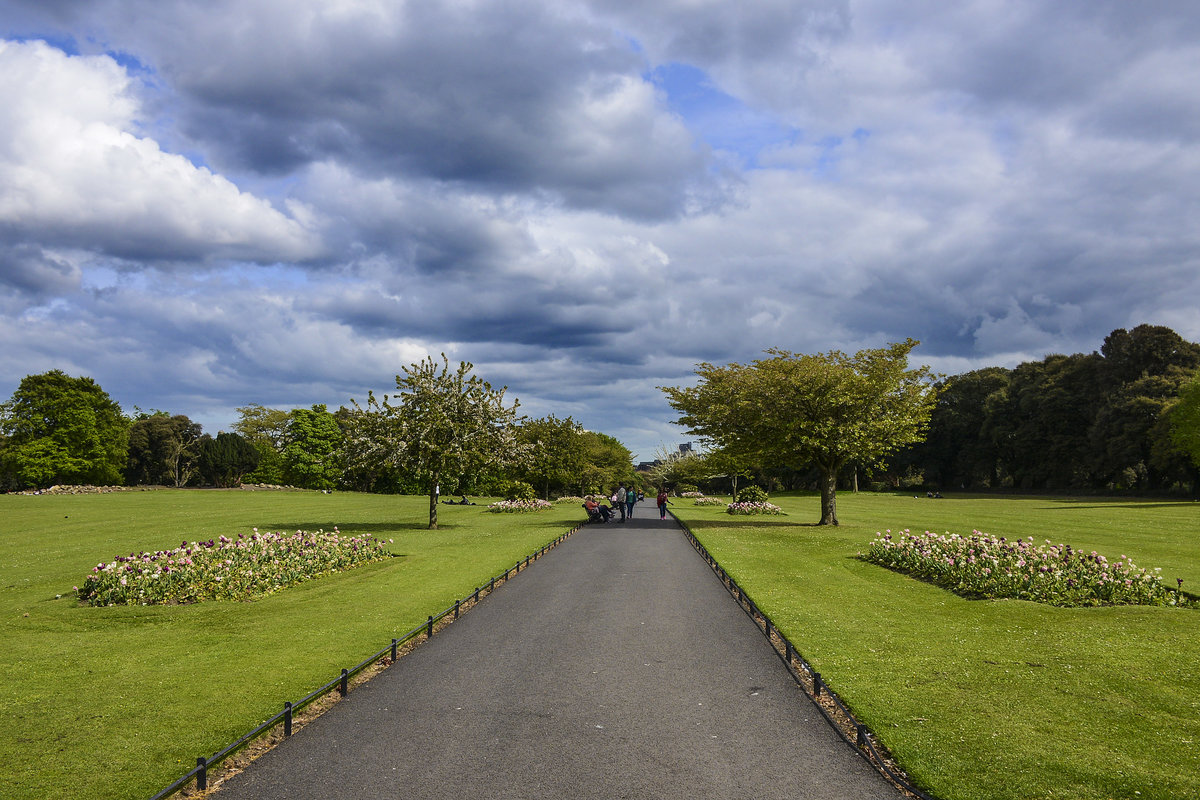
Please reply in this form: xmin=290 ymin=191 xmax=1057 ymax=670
xmin=896 ymin=325 xmax=1200 ymax=492
xmin=658 ymin=326 xmax=1200 ymax=515
xmin=0 ymin=359 xmax=637 ymax=527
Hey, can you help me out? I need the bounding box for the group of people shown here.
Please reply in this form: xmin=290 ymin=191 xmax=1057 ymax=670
xmin=583 ymin=485 xmax=672 ymax=523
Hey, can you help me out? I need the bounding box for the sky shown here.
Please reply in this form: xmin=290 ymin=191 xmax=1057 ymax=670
xmin=2 ymin=0 xmax=1199 ymax=462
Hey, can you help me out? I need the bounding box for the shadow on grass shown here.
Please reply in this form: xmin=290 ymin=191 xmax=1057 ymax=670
xmin=683 ymin=518 xmax=819 ymax=530
xmin=1037 ymin=501 xmax=1199 ymax=511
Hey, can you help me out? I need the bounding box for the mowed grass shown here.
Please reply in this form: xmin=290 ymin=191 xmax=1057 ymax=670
xmin=0 ymin=490 xmax=583 ymax=800
xmin=672 ymin=492 xmax=1200 ymax=800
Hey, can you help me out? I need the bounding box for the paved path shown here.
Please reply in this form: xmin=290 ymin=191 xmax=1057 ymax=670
xmin=216 ymin=509 xmax=901 ymax=800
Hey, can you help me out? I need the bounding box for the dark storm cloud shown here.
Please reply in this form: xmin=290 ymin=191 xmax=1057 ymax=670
xmin=75 ymin=0 xmax=718 ymax=221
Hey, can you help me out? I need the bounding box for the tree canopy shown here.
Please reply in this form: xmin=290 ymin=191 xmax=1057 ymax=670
xmin=0 ymin=370 xmax=128 ymax=489
xmin=664 ymin=340 xmax=938 ymax=524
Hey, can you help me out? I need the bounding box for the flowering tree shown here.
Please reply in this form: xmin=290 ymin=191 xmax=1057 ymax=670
xmin=346 ymin=355 xmax=522 ymax=529
xmin=663 ymin=340 xmax=938 ymax=525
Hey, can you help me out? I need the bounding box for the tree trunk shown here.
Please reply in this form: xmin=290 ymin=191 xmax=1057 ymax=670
xmin=731 ymin=474 xmax=739 ymax=501
xmin=428 ymin=472 xmax=439 ymax=529
xmin=818 ymin=464 xmax=839 ymax=525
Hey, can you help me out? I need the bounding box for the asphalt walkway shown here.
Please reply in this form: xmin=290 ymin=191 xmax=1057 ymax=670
xmin=215 ymin=507 xmax=901 ymax=799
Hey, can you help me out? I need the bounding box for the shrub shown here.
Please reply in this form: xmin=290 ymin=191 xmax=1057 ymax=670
xmin=496 ymin=480 xmax=536 ymax=501
xmin=679 ymin=490 xmax=705 ymax=498
xmin=735 ymin=485 xmax=769 ymax=504
xmin=862 ymin=529 xmax=1193 ymax=608
xmin=694 ymin=497 xmax=724 ymax=506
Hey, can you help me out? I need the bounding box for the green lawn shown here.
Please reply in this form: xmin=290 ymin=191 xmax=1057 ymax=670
xmin=672 ymin=492 xmax=1200 ymax=800
xmin=0 ymin=490 xmax=583 ymax=800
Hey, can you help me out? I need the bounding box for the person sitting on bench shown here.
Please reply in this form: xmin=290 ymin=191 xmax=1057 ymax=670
xmin=583 ymin=497 xmax=611 ymax=522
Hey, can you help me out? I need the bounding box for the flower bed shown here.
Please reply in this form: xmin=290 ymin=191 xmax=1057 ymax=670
xmin=726 ymin=501 xmax=785 ymax=515
xmin=486 ymin=499 xmax=553 ymax=513
xmin=554 ymin=496 xmax=584 ymax=503
xmin=862 ymin=529 xmax=1192 ymax=608
xmin=679 ymin=491 xmax=705 ymax=498
xmin=693 ymin=497 xmax=725 ymax=506
xmin=77 ymin=528 xmax=391 ymax=606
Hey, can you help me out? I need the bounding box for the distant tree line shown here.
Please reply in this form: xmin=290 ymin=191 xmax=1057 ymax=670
xmin=0 ymin=364 xmax=636 ymax=503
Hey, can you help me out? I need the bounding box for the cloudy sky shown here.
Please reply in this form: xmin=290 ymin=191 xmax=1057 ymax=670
xmin=2 ymin=0 xmax=1199 ymax=460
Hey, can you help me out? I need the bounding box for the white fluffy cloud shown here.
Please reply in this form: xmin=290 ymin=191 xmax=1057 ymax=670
xmin=0 ymin=39 xmax=318 ymax=263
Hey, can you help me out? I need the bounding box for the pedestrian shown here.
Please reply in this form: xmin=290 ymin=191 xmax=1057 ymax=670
xmin=657 ymin=487 xmax=670 ymax=519
xmin=615 ymin=484 xmax=627 ymax=522
xmin=625 ymin=484 xmax=637 ymax=519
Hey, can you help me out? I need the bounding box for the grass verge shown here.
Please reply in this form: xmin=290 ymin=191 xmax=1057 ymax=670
xmin=0 ymin=490 xmax=582 ymax=800
xmin=671 ymin=492 xmax=1200 ymax=800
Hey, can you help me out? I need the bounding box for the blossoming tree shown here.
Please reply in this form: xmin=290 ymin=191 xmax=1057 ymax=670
xmin=345 ymin=355 xmax=523 ymax=529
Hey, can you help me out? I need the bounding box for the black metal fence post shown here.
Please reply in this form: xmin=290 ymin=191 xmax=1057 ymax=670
xmin=340 ymin=668 xmax=349 ymax=697
xmin=813 ymin=672 xmax=823 ymax=698
xmin=426 ymin=615 xmax=434 ymax=638
xmin=284 ymin=702 xmax=292 ymax=737
xmin=196 ymin=757 xmax=207 ymax=791
xmin=391 ymin=638 xmax=398 ymax=661
xmin=454 ymin=599 xmax=460 ymax=619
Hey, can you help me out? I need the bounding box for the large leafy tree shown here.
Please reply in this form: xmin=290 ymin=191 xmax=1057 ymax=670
xmin=0 ymin=370 xmax=128 ymax=489
xmin=126 ymin=413 xmax=203 ymax=486
xmin=577 ymin=430 xmax=635 ymax=495
xmin=1169 ymin=376 xmax=1200 ymax=472
xmin=515 ymin=415 xmax=585 ymax=499
xmin=346 ymin=355 xmax=522 ymax=528
xmin=281 ymin=405 xmax=345 ymax=490
xmin=664 ymin=340 xmax=938 ymax=525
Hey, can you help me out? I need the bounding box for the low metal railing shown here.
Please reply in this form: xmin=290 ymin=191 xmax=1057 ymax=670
xmin=672 ymin=513 xmax=937 ymax=800
xmin=149 ymin=524 xmax=582 ymax=799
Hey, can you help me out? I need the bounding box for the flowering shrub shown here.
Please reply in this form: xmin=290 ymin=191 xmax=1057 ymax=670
xmin=862 ymin=529 xmax=1192 ymax=608
xmin=679 ymin=491 xmax=705 ymax=498
xmin=726 ymin=501 xmax=785 ymax=515
xmin=486 ymin=498 xmax=553 ymax=513
xmin=555 ymin=496 xmax=584 ymax=503
xmin=77 ymin=528 xmax=392 ymax=606
xmin=694 ymin=497 xmax=725 ymax=505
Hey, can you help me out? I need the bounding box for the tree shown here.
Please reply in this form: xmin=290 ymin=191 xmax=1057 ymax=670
xmin=577 ymin=430 xmax=635 ymax=495
xmin=1170 ymin=375 xmax=1200 ymax=471
xmin=232 ymin=404 xmax=290 ymax=484
xmin=196 ymin=431 xmax=260 ymax=487
xmin=515 ymin=415 xmax=585 ymax=499
xmin=126 ymin=413 xmax=204 ymax=486
xmin=346 ymin=355 xmax=522 ymax=529
xmin=0 ymin=370 xmax=128 ymax=488
xmin=281 ymin=405 xmax=345 ymax=490
xmin=664 ymin=340 xmax=938 ymax=525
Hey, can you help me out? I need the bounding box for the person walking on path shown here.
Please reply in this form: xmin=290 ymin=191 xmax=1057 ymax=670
xmin=657 ymin=487 xmax=670 ymax=519
xmin=625 ymin=485 xmax=637 ymax=519
xmin=614 ymin=484 xmax=627 ymax=522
